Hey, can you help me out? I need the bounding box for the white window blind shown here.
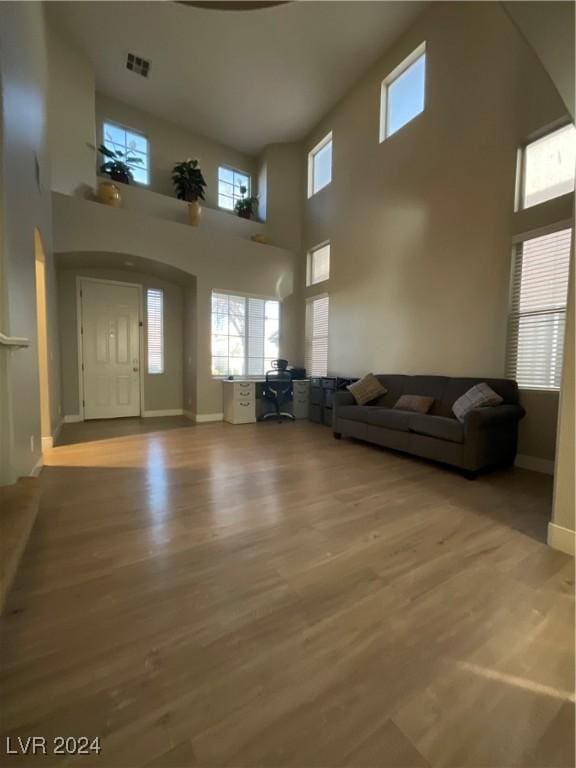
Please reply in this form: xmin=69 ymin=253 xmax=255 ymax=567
xmin=520 ymin=124 xmax=576 ymax=209
xmin=506 ymin=228 xmax=572 ymax=390
xmin=308 ymin=133 xmax=332 ymax=197
xmin=305 ymin=295 xmax=329 ymax=377
xmin=211 ymin=292 xmax=280 ymax=377
xmin=147 ymin=288 xmax=164 ymax=374
xmin=307 ymin=243 xmax=330 ymax=286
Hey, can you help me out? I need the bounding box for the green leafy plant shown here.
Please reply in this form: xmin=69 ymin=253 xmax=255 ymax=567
xmin=98 ymin=144 xmax=142 ymax=184
xmin=172 ymin=158 xmax=207 ymax=202
xmin=234 ymin=185 xmax=259 ymax=219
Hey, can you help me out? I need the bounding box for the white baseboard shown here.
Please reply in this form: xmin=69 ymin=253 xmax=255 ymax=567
xmin=194 ymin=412 xmax=224 ymax=423
xmin=142 ymin=409 xmax=184 ymax=418
xmin=547 ymin=522 xmax=575 ymax=556
xmin=515 ymin=454 xmax=555 ymax=475
xmin=64 ymin=414 xmax=82 ymax=423
xmin=41 ymin=436 xmax=53 ymax=451
xmin=30 ymin=455 xmax=43 ymax=477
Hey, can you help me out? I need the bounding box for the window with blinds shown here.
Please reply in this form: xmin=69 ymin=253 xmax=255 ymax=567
xmin=307 ymin=242 xmax=330 ymax=286
xmin=147 ymin=288 xmax=164 ymax=374
xmin=506 ymin=227 xmax=572 ymax=390
xmin=211 ymin=291 xmax=280 ymax=377
xmin=305 ymin=295 xmax=329 ymax=377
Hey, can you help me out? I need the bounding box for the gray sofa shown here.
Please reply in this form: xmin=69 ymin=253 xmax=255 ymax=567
xmin=332 ymin=375 xmax=525 ymax=476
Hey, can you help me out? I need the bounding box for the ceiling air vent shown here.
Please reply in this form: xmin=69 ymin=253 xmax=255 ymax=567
xmin=126 ymin=53 xmax=151 ymax=78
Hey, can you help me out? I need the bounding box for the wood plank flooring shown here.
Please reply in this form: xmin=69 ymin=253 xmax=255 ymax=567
xmin=0 ymin=418 xmax=574 ymax=767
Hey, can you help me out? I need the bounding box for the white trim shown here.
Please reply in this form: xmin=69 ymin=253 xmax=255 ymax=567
xmin=514 ymin=454 xmax=555 ymax=475
xmin=64 ymin=414 xmax=83 ymax=423
xmin=547 ymin=522 xmax=575 ymax=556
xmin=379 ymin=41 xmax=426 ymax=143
xmin=194 ymin=413 xmax=223 ymax=423
xmin=512 ymin=219 xmax=573 ymax=245
xmin=41 ymin=418 xmax=63 ymax=452
xmin=0 ymin=331 xmax=30 ymax=348
xmin=142 ymin=409 xmax=183 ymax=417
xmin=77 ymin=277 xmax=144 ymax=420
xmin=30 ymin=456 xmax=43 ymax=477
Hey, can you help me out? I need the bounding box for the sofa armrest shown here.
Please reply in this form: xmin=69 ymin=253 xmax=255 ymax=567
xmin=332 ymin=391 xmax=355 ymax=409
xmin=464 ymin=404 xmax=525 ymax=433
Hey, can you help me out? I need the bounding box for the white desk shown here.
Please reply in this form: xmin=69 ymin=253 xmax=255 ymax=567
xmin=222 ymin=379 xmax=310 ymax=424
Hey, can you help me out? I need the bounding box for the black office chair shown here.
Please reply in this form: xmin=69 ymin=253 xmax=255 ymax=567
xmin=261 ymin=367 xmax=294 ymax=423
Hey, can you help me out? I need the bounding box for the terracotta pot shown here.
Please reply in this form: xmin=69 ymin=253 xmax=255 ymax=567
xmin=97 ymin=181 xmax=121 ymax=208
xmin=188 ymin=200 xmax=202 ymax=226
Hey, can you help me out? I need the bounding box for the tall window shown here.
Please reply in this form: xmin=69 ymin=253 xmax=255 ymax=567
xmin=102 ymin=121 xmax=149 ymax=185
xmin=218 ymin=166 xmax=251 ymax=211
xmin=518 ymin=124 xmax=576 ymax=210
xmin=147 ymin=288 xmax=164 ymax=374
xmin=305 ymin=295 xmax=329 ymax=377
xmin=307 ymin=242 xmax=331 ymax=286
xmin=211 ymin=292 xmax=280 ymax=376
xmin=506 ymin=227 xmax=572 ymax=390
xmin=380 ymin=43 xmax=426 ymax=141
xmin=308 ymin=132 xmax=332 ymax=197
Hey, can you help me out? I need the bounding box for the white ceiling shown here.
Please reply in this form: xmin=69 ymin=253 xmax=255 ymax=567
xmin=48 ymin=1 xmax=427 ymax=155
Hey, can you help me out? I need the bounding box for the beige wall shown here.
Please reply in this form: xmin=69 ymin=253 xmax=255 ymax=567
xmin=46 ymin=17 xmax=96 ymax=198
xmin=95 ymin=93 xmax=258 ymax=212
xmin=302 ymin=1 xmax=570 ymax=461
xmin=57 ymin=268 xmax=185 ymax=417
xmin=0 ymin=3 xmax=61 ymax=482
xmin=52 ymin=192 xmax=296 ymax=417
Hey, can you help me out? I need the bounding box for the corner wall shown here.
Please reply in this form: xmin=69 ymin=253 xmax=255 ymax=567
xmin=301 ymin=1 xmax=571 ymax=467
xmin=0 ymin=2 xmax=61 ymax=481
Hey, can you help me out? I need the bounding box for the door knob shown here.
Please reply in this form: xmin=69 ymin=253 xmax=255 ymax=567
xmin=133 ymin=367 xmax=139 ymax=372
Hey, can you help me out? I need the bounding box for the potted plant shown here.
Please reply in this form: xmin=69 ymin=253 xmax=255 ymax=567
xmin=172 ymin=158 xmax=207 ymax=226
xmin=96 ymin=144 xmax=142 ymax=207
xmin=235 ymin=186 xmax=259 ymax=220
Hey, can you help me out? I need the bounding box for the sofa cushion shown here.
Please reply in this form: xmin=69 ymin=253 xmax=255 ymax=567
xmin=394 ymin=394 xmax=434 ymax=414
xmin=443 ymin=377 xmax=519 ymax=411
xmin=363 ymin=408 xmax=412 ymax=432
xmin=347 ymin=373 xmax=387 ymax=405
xmin=408 ymin=414 xmax=465 ymax=444
xmin=337 ymin=405 xmax=378 ymax=424
xmin=452 ymin=383 xmax=503 ymax=422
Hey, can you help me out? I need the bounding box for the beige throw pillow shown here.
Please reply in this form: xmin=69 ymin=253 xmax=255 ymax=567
xmin=394 ymin=394 xmax=434 ymax=414
xmin=347 ymin=373 xmax=387 ymax=406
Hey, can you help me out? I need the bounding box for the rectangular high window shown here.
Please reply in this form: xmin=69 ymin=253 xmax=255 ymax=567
xmin=506 ymin=227 xmax=572 ymax=390
xmin=308 ymin=132 xmax=332 ymax=197
xmin=211 ymin=292 xmax=280 ymax=377
xmin=218 ymin=166 xmax=251 ymax=211
xmin=147 ymin=288 xmax=164 ymax=374
xmin=305 ymin=295 xmax=329 ymax=377
xmin=380 ymin=43 xmax=426 ymax=141
xmin=307 ymin=242 xmax=331 ymax=286
xmin=518 ymin=124 xmax=576 ymax=209
xmin=103 ymin=121 xmax=149 ymax=185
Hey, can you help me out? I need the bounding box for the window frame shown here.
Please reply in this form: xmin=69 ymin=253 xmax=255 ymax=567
xmin=379 ymin=42 xmax=426 ymax=143
xmin=515 ymin=122 xmax=576 ymax=212
xmin=146 ymin=287 xmax=164 ymax=375
xmin=218 ymin=165 xmax=252 ymax=213
xmin=506 ymin=221 xmax=573 ymax=391
xmin=210 ymin=289 xmax=281 ymax=378
xmin=305 ymin=293 xmax=330 ymax=378
xmin=101 ymin=119 xmax=150 ymax=186
xmin=307 ymin=132 xmax=333 ymax=198
xmin=306 ymin=241 xmax=331 ymax=287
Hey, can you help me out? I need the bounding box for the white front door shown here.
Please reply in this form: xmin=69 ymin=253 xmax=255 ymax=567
xmin=80 ymin=279 xmax=141 ymax=420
